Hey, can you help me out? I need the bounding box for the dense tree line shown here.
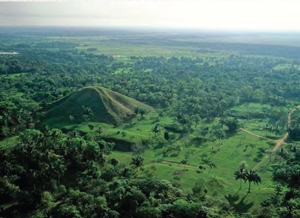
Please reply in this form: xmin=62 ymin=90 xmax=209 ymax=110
xmin=2 ymin=50 xmax=299 ymax=124
xmin=252 ymin=144 xmax=300 ymax=218
xmin=0 ymin=128 xmax=230 ymax=217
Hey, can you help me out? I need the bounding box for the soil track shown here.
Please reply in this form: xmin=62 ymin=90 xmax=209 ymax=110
xmin=152 ymin=160 xmax=235 ymax=174
xmin=150 ymin=106 xmax=300 ymax=171
xmin=238 ymin=128 xmax=275 ymax=141
xmin=250 ymin=105 xmax=300 ymax=170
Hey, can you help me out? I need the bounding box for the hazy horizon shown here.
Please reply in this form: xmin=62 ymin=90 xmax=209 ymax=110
xmin=1 ymin=1 xmax=300 ymax=32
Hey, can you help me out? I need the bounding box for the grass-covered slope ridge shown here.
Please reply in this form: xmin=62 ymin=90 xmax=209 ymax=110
xmin=45 ymin=86 xmax=154 ymax=125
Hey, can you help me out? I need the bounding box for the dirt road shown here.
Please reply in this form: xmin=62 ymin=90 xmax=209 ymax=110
xmin=238 ymin=128 xmax=275 ymax=141
xmin=249 ymin=105 xmax=300 ymax=170
xmin=152 ymin=106 xmax=300 ymax=171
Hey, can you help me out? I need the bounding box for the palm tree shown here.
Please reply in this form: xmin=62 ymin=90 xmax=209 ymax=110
xmin=210 ymin=126 xmax=226 ymax=151
xmin=245 ymin=170 xmax=261 ymax=193
xmin=234 ymin=169 xmax=247 ymax=190
xmin=249 ymin=143 xmax=256 ymax=153
xmin=202 ymin=159 xmax=217 ymax=173
xmin=207 ymin=162 xmax=217 ymax=173
xmin=96 ymin=126 xmax=103 ymax=137
xmin=152 ymin=124 xmax=160 ymax=137
xmin=130 ymin=156 xmax=144 ymax=170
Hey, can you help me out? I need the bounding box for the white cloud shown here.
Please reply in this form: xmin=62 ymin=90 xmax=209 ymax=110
xmin=0 ymin=0 xmax=300 ymax=31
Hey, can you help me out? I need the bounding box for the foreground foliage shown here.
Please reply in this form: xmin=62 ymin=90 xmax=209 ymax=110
xmin=0 ymin=129 xmax=231 ymax=217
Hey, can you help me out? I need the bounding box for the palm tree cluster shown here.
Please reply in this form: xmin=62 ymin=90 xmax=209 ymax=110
xmin=234 ymin=169 xmax=261 ymax=193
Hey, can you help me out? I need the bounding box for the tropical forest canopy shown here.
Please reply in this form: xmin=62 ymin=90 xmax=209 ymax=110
xmin=1 ymin=27 xmax=300 ymax=217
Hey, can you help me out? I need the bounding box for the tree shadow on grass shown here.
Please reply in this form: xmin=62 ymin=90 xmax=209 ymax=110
xmin=151 ymin=119 xmax=160 ymax=124
xmin=208 ymin=150 xmax=218 ymax=160
xmin=137 ymin=117 xmax=147 ymax=121
xmin=149 ymin=116 xmax=158 ymax=121
xmin=153 ymin=142 xmax=165 ymax=150
xmin=194 ymin=142 xmax=209 ymax=149
xmin=170 ymin=153 xmax=179 ymax=157
xmin=225 ymin=130 xmax=238 ymax=139
xmin=225 ymin=193 xmax=254 ymax=213
xmin=123 ymin=122 xmax=137 ymax=129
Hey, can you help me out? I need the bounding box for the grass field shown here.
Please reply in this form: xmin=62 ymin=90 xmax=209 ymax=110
xmin=56 ymin=109 xmax=284 ymax=212
xmin=44 ymin=34 xmax=228 ymax=58
xmin=229 ymin=103 xmax=289 ymax=139
xmin=39 ymin=32 xmax=300 ymax=60
xmin=111 ymin=129 xmax=277 ymax=212
xmin=0 ymin=109 xmax=285 ymax=212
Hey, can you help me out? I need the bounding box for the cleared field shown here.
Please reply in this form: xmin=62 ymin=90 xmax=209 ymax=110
xmin=111 ymin=129 xmax=277 ymax=211
xmin=58 ymin=110 xmax=283 ymax=212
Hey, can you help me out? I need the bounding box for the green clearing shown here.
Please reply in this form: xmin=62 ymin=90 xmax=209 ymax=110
xmin=229 ymin=103 xmax=289 ymax=138
xmin=111 ymin=129 xmax=276 ymax=210
xmin=76 ymin=43 xmax=223 ymax=58
xmin=60 ymin=113 xmax=173 ymax=144
xmin=63 ymin=93 xmax=300 ymax=213
xmin=60 ymin=110 xmax=280 ymax=211
xmin=229 ymin=103 xmax=273 ymax=114
xmin=47 ymin=35 xmax=227 ymax=58
xmin=43 ymin=92 xmax=296 ymax=213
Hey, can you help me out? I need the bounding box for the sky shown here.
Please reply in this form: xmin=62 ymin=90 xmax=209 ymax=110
xmin=0 ymin=0 xmax=300 ymax=31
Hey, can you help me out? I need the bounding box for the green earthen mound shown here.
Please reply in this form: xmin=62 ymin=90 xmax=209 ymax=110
xmin=45 ymin=86 xmax=153 ymax=125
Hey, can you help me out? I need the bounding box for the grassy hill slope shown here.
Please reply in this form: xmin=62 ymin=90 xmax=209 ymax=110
xmin=45 ymin=86 xmax=153 ymax=126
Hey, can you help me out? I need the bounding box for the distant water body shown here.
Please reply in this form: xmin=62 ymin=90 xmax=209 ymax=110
xmin=0 ymin=52 xmax=19 ymax=55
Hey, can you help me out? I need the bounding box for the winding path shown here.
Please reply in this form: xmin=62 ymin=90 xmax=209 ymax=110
xmin=238 ymin=128 xmax=275 ymax=141
xmin=151 ymin=160 xmax=235 ymax=174
xmin=150 ymin=106 xmax=300 ymax=171
xmin=249 ymin=105 xmax=300 ymax=170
